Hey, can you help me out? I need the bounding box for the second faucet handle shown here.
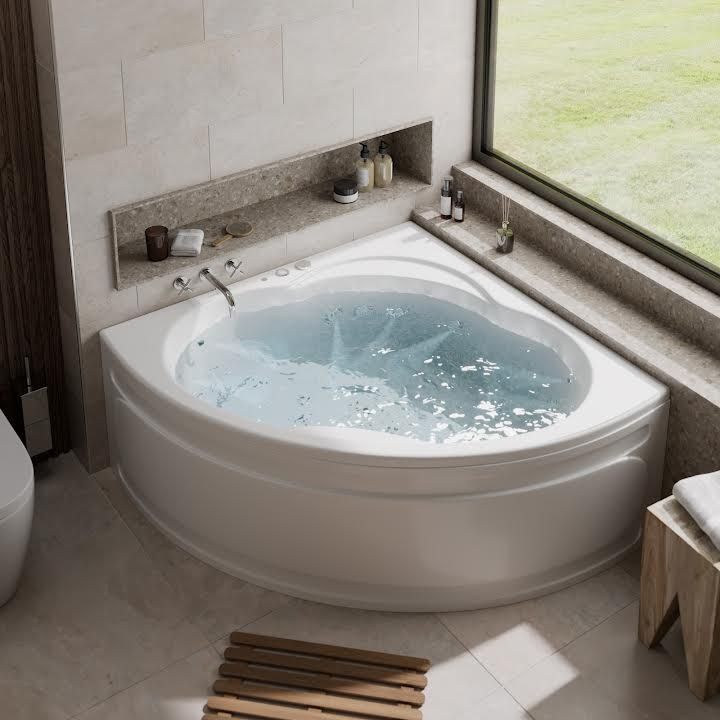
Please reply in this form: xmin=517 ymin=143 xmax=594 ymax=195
xmin=173 ymin=276 xmax=192 ymax=294
xmin=225 ymin=259 xmax=243 ymax=278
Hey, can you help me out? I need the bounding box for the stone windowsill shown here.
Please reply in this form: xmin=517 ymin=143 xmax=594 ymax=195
xmin=451 ymin=162 xmax=720 ymax=358
xmin=411 ymin=164 xmax=720 ymax=490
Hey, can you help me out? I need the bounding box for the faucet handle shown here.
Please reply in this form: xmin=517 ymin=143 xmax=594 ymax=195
xmin=173 ymin=276 xmax=192 ymax=294
xmin=225 ymin=259 xmax=244 ymax=278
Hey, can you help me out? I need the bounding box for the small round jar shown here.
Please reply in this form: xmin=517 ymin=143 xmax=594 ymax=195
xmin=333 ymin=179 xmax=359 ymax=204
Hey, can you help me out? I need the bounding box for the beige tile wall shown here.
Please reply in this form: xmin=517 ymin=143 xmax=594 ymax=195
xmin=35 ymin=0 xmax=477 ymax=470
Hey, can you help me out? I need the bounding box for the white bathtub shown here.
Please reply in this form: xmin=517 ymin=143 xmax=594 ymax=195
xmin=101 ymin=222 xmax=668 ymax=611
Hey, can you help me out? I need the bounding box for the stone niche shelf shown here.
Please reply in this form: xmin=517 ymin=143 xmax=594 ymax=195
xmin=111 ymin=120 xmax=432 ymax=290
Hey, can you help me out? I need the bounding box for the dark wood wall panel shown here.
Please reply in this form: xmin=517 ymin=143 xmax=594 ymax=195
xmin=0 ymin=0 xmax=69 ymax=452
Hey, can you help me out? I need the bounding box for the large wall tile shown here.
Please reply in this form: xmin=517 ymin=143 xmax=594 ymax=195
xmin=430 ymin=94 xmax=475 ymax=188
xmin=283 ymin=2 xmax=418 ymax=103
xmin=204 ymin=0 xmax=352 ymax=38
xmin=74 ymin=238 xmax=123 ymax=310
xmin=436 ymin=70 xmax=475 ymax=169
xmin=65 ymin=126 xmax=210 ymax=246
xmin=210 ymin=88 xmax=354 ymax=178
xmin=354 ymin=64 xmax=475 ymax=181
xmin=419 ymin=0 xmax=477 ymax=70
xmin=124 ymin=30 xmax=283 ymax=145
xmin=352 ymin=0 xmax=416 ymax=13
xmin=58 ymin=63 xmax=126 ymax=160
xmin=50 ymin=0 xmax=204 ymax=72
xmin=74 ymin=240 xmax=139 ymax=335
xmin=353 ymin=70 xmax=429 ymax=140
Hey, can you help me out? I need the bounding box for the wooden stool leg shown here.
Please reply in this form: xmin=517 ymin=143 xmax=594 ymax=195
xmin=639 ymin=510 xmax=681 ymax=647
xmin=678 ymin=548 xmax=720 ymax=701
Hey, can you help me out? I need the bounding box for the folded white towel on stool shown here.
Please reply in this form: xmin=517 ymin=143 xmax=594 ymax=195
xmin=673 ymin=470 xmax=720 ymax=550
xmin=170 ymin=229 xmax=204 ymax=257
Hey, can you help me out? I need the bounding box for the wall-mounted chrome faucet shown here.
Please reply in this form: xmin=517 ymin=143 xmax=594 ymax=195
xmin=200 ymin=268 xmax=235 ymax=309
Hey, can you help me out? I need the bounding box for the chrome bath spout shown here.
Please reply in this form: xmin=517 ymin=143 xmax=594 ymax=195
xmin=200 ymin=268 xmax=235 ymax=309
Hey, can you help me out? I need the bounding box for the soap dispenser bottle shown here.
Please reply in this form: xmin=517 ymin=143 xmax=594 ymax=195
xmin=374 ymin=140 xmax=393 ymax=188
xmin=356 ymin=142 xmax=374 ymax=192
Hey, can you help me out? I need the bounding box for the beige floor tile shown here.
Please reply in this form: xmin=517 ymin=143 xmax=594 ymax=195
xmin=438 ymin=565 xmax=638 ymax=685
xmin=506 ymin=651 xmax=648 ymax=720
xmin=5 ymin=456 xmax=713 ymax=720
xmin=506 ymin=602 xmax=720 ymax=720
xmin=94 ymin=467 xmax=291 ymax=642
xmin=475 ymin=688 xmax=534 ymax=719
xmin=0 ymin=454 xmax=207 ymax=719
xmin=215 ymin=599 xmax=501 ymax=720
xmin=75 ymin=646 xmax=218 ymax=720
xmin=559 ymin=602 xmax=720 ymax=719
xmin=619 ymin=546 xmax=642 ymax=581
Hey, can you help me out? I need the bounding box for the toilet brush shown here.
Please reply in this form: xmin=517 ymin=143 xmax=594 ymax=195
xmin=20 ymin=356 xmax=52 ymax=456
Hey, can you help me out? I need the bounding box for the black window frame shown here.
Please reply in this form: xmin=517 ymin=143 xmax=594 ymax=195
xmin=473 ymin=0 xmax=720 ymax=296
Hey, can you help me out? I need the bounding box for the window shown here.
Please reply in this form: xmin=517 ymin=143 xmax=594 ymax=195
xmin=476 ymin=0 xmax=720 ymax=291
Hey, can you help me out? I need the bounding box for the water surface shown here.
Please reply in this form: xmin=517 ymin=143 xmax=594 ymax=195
xmin=176 ymin=292 xmax=578 ymax=443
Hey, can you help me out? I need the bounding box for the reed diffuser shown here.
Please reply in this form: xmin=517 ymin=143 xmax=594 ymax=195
xmin=496 ymin=195 xmax=514 ymax=254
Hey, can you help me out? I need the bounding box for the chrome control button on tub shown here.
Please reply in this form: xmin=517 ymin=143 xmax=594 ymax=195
xmin=275 ymin=268 xmax=290 ymax=277
xmin=295 ymin=260 xmax=312 ymax=270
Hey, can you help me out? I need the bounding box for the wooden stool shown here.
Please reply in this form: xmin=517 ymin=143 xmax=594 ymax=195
xmin=639 ymin=496 xmax=720 ymax=701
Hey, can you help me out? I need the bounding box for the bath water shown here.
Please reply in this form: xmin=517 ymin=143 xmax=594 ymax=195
xmin=176 ymin=292 xmax=577 ymax=443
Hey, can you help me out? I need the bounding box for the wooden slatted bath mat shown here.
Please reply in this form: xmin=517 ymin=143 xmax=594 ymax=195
xmin=204 ymin=631 xmax=431 ymax=720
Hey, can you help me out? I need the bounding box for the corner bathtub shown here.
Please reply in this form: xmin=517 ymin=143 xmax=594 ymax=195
xmin=101 ymin=222 xmax=668 ymax=611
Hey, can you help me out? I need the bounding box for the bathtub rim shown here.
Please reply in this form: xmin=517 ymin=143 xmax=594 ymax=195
xmin=105 ymin=364 xmax=667 ymax=498
xmin=100 ymin=221 xmax=668 ymax=468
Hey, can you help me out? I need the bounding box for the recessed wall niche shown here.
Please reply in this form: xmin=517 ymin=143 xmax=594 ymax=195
xmin=111 ymin=120 xmax=433 ymax=290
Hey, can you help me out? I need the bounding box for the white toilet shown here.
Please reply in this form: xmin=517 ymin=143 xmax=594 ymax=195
xmin=0 ymin=409 xmax=34 ymax=607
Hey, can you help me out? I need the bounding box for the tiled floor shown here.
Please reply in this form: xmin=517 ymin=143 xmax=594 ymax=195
xmin=2 ymin=453 xmax=718 ymax=719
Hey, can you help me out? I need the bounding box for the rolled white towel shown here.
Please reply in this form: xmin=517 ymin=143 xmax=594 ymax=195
xmin=673 ymin=470 xmax=720 ymax=551
xmin=171 ymin=228 xmax=204 ymax=257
